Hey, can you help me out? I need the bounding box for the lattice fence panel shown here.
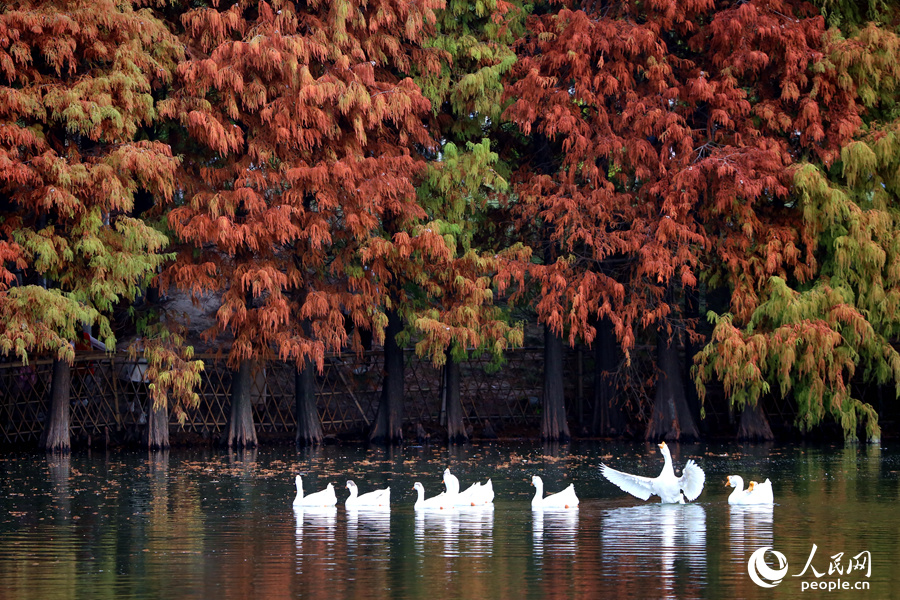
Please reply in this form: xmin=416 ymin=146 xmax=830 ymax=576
xmin=317 ymin=354 xmax=382 ymax=429
xmin=1 ymin=345 xmax=745 ymax=444
xmin=459 ymin=349 xmax=545 ymax=426
xmin=170 ymin=356 xmax=231 ymax=434
xmin=0 ymin=360 xmax=53 ymax=444
xmin=68 ymin=358 xmax=126 ymax=438
xmin=252 ymin=361 xmax=295 ymax=433
xmin=403 ymin=353 xmax=440 ymax=425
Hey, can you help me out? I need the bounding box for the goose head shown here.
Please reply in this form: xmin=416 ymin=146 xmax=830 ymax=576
xmin=657 ymin=441 xmax=675 ymax=470
xmin=292 ymin=475 xmax=305 ymax=505
xmin=725 ymin=475 xmax=744 ymax=490
xmin=346 ymin=480 xmax=358 ymax=498
xmin=531 ymin=475 xmax=544 ymax=504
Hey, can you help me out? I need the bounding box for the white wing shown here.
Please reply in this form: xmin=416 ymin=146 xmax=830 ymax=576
xmin=600 ymin=464 xmax=655 ymax=501
xmin=679 ymin=460 xmax=705 ymax=501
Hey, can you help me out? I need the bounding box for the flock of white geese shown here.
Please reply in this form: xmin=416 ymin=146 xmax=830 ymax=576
xmin=293 ymin=441 xmax=775 ymax=509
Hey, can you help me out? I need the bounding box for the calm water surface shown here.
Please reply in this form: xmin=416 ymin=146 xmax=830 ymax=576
xmin=0 ymin=442 xmax=897 ymax=599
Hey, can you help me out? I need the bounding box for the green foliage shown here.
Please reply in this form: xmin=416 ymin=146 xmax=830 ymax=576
xmin=697 ymin=122 xmax=900 ymax=442
xmin=811 ymin=0 xmax=893 ymax=29
xmin=420 ymin=0 xmax=525 ymax=141
xmin=0 ymin=1 xmax=183 ymax=364
xmin=0 ymin=287 xmax=100 ymax=363
xmin=824 ymin=23 xmax=900 ymax=123
xmin=418 ymin=138 xmax=509 ymax=251
xmin=371 ymin=0 xmax=527 ymax=366
xmin=127 ymin=322 xmax=204 ymax=422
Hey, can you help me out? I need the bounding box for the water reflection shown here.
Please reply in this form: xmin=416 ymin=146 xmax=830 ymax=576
xmin=347 ymin=507 xmax=391 ymax=547
xmin=46 ymin=453 xmax=71 ymax=517
xmin=293 ymin=506 xmax=338 ymax=541
xmin=728 ymin=504 xmax=774 ymax=555
xmin=415 ymin=509 xmax=460 ymax=557
xmin=601 ymin=504 xmax=707 ymax=599
xmin=1 ymin=444 xmax=898 ymax=600
xmin=532 ymin=508 xmax=579 ymax=558
xmin=457 ymin=505 xmax=494 ymax=555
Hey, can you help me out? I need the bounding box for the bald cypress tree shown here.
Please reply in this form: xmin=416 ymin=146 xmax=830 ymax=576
xmin=160 ymin=0 xmax=447 ymax=447
xmin=503 ymin=0 xmax=872 ymax=440
xmin=694 ymin=11 xmax=900 ymax=442
xmin=0 ymin=1 xmax=190 ymax=451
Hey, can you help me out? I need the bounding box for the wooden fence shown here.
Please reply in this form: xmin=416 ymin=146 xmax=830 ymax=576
xmin=0 ymin=348 xmax=572 ymax=445
xmin=0 ymin=346 xmax=778 ymax=447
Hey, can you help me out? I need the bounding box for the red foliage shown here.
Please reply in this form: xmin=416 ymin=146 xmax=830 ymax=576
xmin=160 ymin=0 xmax=444 ymax=370
xmin=502 ymin=0 xmax=862 ymax=348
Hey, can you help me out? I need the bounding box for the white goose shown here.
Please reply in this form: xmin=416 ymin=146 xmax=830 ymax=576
xmin=443 ymin=469 xmax=494 ymax=507
xmin=345 ymin=480 xmax=391 ymax=509
xmin=726 ymin=475 xmax=774 ymax=505
xmin=531 ymin=475 xmax=579 ymax=509
xmin=481 ymin=479 xmax=495 ymax=504
xmin=413 ymin=481 xmax=456 ymax=510
xmin=600 ymin=441 xmax=705 ymax=504
xmin=293 ymin=475 xmax=337 ymax=507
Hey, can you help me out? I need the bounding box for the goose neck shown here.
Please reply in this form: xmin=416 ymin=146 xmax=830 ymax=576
xmin=532 ymin=478 xmax=543 ymax=504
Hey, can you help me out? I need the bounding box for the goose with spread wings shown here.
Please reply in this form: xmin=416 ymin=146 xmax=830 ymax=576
xmin=600 ymin=442 xmax=705 ymax=504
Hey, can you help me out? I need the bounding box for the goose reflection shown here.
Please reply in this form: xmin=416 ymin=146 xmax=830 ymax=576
xmin=415 ymin=509 xmax=460 ymax=558
xmin=728 ymin=504 xmax=774 ymax=555
xmin=533 ymin=508 xmax=579 ymax=558
xmin=601 ymin=504 xmax=707 ymax=599
xmin=457 ymin=505 xmax=495 ymax=554
xmin=293 ymin=506 xmax=338 ymax=551
xmin=347 ymin=507 xmax=391 ymax=548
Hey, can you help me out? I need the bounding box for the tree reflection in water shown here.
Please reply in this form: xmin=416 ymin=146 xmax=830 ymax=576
xmin=1 ymin=444 xmax=897 ymax=599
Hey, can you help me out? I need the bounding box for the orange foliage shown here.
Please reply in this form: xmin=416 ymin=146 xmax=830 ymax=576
xmin=161 ymin=0 xmax=446 ymax=370
xmin=502 ymin=0 xmax=862 ymax=350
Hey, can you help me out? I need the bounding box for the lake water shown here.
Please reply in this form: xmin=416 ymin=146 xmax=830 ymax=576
xmin=0 ymin=442 xmax=896 ymax=599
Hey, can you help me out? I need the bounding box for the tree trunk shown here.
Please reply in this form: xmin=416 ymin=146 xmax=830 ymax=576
xmin=646 ymin=329 xmax=700 ymax=441
xmin=295 ymin=357 xmax=323 ymax=446
xmin=41 ymin=359 xmax=71 ymax=453
xmin=737 ymin=402 xmax=775 ymax=441
xmin=144 ymin=399 xmax=170 ymax=450
xmin=592 ymin=317 xmax=627 ymax=436
xmin=369 ymin=309 xmax=404 ymax=444
xmin=542 ymin=326 xmax=571 ymax=442
xmin=224 ymin=359 xmax=258 ymax=448
xmin=682 ymin=285 xmax=707 ymax=438
xmin=444 ymin=354 xmax=468 ymax=444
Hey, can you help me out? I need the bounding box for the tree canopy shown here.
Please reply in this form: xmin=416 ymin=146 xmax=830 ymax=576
xmin=3 ymin=0 xmax=900 ymax=444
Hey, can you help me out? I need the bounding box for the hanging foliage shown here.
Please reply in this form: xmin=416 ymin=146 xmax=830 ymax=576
xmin=0 ymin=1 xmax=185 ymax=363
xmin=160 ymin=0 xmax=445 ymax=368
